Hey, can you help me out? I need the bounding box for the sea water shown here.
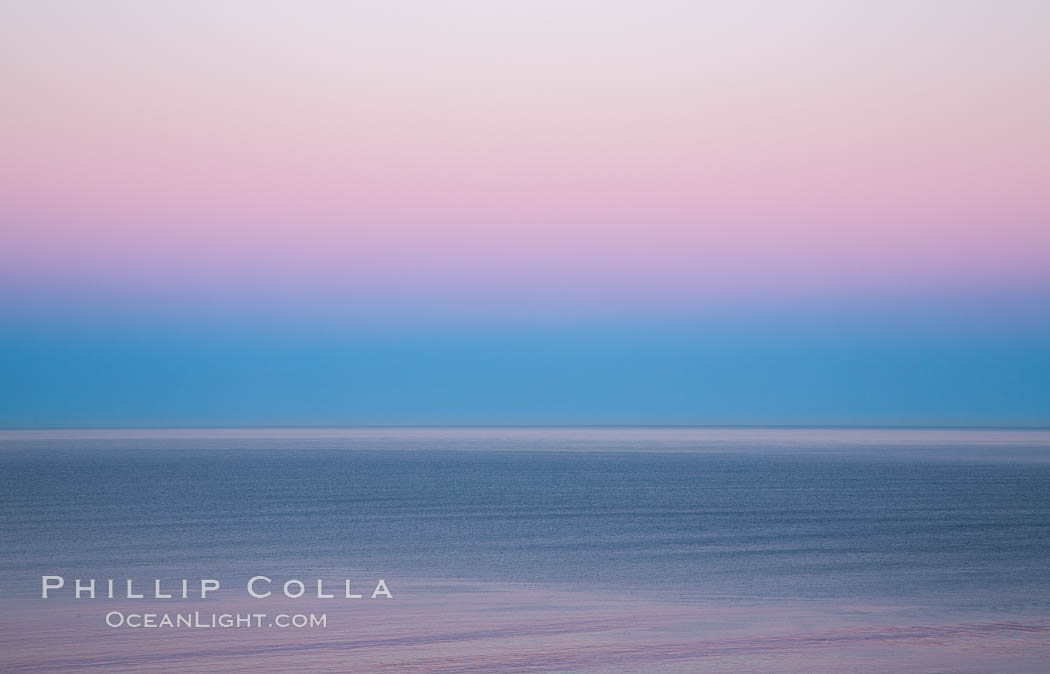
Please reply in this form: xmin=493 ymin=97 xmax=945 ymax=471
xmin=2 ymin=427 xmax=1048 ymax=671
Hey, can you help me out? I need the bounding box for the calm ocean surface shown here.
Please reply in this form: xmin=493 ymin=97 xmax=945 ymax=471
xmin=2 ymin=427 xmax=1049 ymax=671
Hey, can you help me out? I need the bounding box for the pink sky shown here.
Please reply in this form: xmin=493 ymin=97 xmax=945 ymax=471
xmin=2 ymin=1 xmax=1048 ymax=314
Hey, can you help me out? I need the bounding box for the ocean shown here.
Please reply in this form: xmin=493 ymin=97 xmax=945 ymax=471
xmin=2 ymin=427 xmax=1049 ymax=671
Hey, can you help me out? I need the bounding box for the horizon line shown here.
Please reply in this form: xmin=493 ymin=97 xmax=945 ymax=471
xmin=3 ymin=424 xmax=1049 ymax=432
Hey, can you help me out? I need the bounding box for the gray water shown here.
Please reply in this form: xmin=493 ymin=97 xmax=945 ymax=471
xmin=3 ymin=427 xmax=1050 ymax=613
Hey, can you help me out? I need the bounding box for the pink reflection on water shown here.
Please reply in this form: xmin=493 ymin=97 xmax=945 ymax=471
xmin=2 ymin=581 xmax=1048 ymax=672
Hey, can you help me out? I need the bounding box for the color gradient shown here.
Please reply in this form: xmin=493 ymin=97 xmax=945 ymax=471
xmin=1 ymin=1 xmax=1048 ymax=426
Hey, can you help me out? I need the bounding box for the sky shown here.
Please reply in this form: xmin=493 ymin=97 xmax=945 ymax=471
xmin=1 ymin=1 xmax=1048 ymax=427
